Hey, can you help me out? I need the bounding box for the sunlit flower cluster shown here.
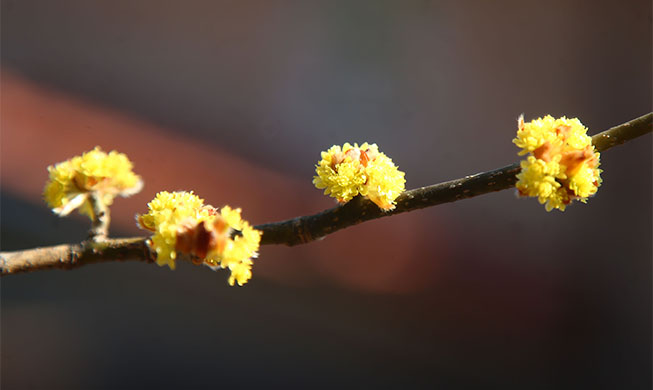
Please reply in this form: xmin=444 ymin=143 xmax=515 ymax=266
xmin=43 ymin=146 xmax=142 ymax=217
xmin=313 ymin=142 xmax=405 ymax=210
xmin=513 ymin=115 xmax=602 ymax=211
xmin=137 ymin=191 xmax=261 ymax=286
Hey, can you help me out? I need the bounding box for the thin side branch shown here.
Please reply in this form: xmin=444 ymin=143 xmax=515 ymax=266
xmin=2 ymin=112 xmax=651 ymax=275
xmin=88 ymin=192 xmax=111 ymax=241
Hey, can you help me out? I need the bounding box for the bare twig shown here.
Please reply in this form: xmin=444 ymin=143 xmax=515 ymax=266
xmin=591 ymin=112 xmax=652 ymax=152
xmin=88 ymin=192 xmax=110 ymax=241
xmin=1 ymin=112 xmax=651 ymax=275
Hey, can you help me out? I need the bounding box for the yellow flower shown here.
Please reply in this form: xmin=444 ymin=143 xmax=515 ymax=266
xmin=313 ymin=142 xmax=405 ymax=210
xmin=513 ymin=115 xmax=601 ymax=211
xmin=137 ymin=191 xmax=262 ymax=286
xmin=43 ymin=147 xmax=142 ymax=217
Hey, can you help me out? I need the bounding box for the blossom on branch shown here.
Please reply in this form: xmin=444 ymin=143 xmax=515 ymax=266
xmin=513 ymin=115 xmax=602 ymax=211
xmin=137 ymin=191 xmax=262 ymax=286
xmin=43 ymin=147 xmax=142 ymax=217
xmin=313 ymin=142 xmax=405 ymax=210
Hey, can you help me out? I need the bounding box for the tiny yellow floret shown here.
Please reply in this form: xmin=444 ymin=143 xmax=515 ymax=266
xmin=43 ymin=147 xmax=142 ymax=217
xmin=313 ymin=142 xmax=405 ymax=210
xmin=136 ymin=191 xmax=262 ymax=286
xmin=513 ymin=115 xmax=601 ymax=211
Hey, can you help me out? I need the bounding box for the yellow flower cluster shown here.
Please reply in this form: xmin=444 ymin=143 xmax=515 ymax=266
xmin=137 ymin=191 xmax=262 ymax=286
xmin=43 ymin=147 xmax=142 ymax=217
xmin=313 ymin=142 xmax=405 ymax=210
xmin=513 ymin=115 xmax=602 ymax=211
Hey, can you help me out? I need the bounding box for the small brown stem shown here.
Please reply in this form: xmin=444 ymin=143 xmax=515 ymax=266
xmin=88 ymin=192 xmax=110 ymax=241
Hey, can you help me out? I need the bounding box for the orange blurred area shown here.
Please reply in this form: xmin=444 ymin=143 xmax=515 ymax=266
xmin=1 ymin=70 xmax=447 ymax=293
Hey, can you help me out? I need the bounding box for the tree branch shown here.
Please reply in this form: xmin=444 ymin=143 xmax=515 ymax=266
xmin=1 ymin=238 xmax=151 ymax=275
xmin=2 ymin=112 xmax=651 ymax=275
xmin=258 ymin=112 xmax=652 ymax=245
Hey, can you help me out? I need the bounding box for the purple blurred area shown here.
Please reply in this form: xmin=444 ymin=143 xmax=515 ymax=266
xmin=1 ymin=0 xmax=651 ymax=388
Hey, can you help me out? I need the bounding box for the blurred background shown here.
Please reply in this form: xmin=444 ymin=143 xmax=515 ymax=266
xmin=1 ymin=0 xmax=651 ymax=388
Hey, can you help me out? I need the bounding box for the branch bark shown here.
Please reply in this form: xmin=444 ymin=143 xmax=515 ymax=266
xmin=2 ymin=112 xmax=651 ymax=275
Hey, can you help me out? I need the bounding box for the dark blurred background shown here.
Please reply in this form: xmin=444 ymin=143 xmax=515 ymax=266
xmin=1 ymin=1 xmax=651 ymax=388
